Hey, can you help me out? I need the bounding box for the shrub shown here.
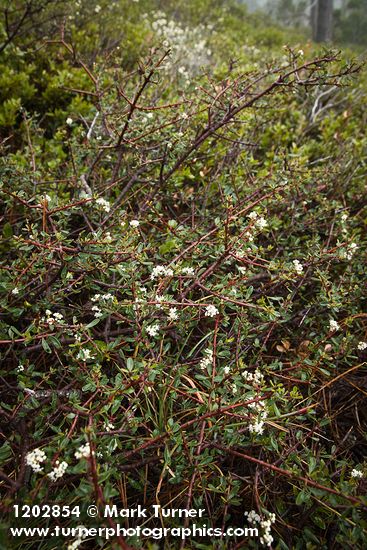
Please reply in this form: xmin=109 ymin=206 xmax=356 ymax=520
xmin=1 ymin=2 xmax=367 ymax=549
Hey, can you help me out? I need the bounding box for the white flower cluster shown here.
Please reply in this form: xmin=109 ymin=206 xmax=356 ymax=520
xmin=248 ymin=211 xmax=268 ymax=230
xmin=92 ymin=293 xmax=113 ymax=302
xmin=95 ymin=197 xmax=111 ymax=213
xmin=146 ymin=324 xmax=160 ymax=337
xmin=340 ymin=241 xmax=358 ymax=260
xmin=351 ymin=468 xmax=363 ymax=479
xmin=76 ymin=348 xmax=93 ymax=361
xmin=67 ymin=528 xmax=87 ymax=550
xmin=204 ymin=304 xmax=219 ymax=317
xmin=242 ymin=369 xmax=264 ymax=385
xmin=357 ymin=341 xmax=367 ymax=351
xmin=149 ymin=12 xmax=211 ymax=80
xmin=346 ymin=242 xmax=358 ymax=259
xmin=12 ymin=287 xmax=20 ymax=295
xmin=154 ymin=294 xmax=165 ymax=309
xmin=168 ymin=307 xmax=178 ymax=321
xmin=129 ymin=219 xmax=140 ymax=228
xmin=47 ymin=460 xmax=68 ymax=482
xmin=150 ymin=265 xmax=174 ymax=280
xmin=91 ymin=293 xmax=114 ymax=318
xmin=75 ymin=443 xmax=93 ymax=460
xmin=245 ymin=510 xmax=276 ymax=547
xmin=104 ymin=422 xmax=115 ymax=432
xmin=91 ymin=305 xmax=103 ymax=318
xmin=292 ymin=259 xmax=304 ymax=274
xmin=248 ymin=399 xmax=268 ymax=435
xmin=241 ymin=368 xmax=268 ymax=434
xmin=181 ymin=266 xmax=195 ymax=276
xmin=26 ymin=449 xmax=68 ymax=481
xmin=329 ymin=319 xmax=340 ymax=332
xmin=25 ymin=448 xmax=47 ymax=473
xmin=199 ymin=348 xmax=213 ymax=370
xmin=41 ymin=310 xmax=65 ymax=327
xmin=133 ymin=297 xmax=145 ymax=312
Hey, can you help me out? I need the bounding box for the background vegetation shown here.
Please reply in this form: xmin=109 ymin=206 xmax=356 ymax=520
xmin=1 ymin=0 xmax=366 ymax=548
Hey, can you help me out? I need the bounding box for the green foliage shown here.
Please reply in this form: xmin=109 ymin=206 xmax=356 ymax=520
xmin=334 ymin=0 xmax=367 ymax=45
xmin=0 ymin=1 xmax=367 ymax=549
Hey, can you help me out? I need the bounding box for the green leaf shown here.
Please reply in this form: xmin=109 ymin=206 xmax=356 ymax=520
xmin=2 ymin=222 xmax=13 ymax=238
xmin=41 ymin=338 xmax=51 ymax=353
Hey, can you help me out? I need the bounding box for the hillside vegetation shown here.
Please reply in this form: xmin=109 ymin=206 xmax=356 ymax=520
xmin=1 ymin=1 xmax=366 ymax=548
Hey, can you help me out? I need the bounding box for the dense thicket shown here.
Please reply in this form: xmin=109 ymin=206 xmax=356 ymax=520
xmin=1 ymin=1 xmax=366 ymax=549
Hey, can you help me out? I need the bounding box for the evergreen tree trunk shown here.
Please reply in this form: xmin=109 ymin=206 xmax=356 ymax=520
xmin=314 ymin=0 xmax=334 ymax=42
xmin=311 ymin=0 xmax=318 ymax=40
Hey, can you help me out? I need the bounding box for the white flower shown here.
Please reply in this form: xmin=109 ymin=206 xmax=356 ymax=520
xmin=242 ymin=369 xmax=264 ymax=384
xmin=67 ymin=527 xmax=87 ymax=550
xmin=76 ymin=349 xmax=93 ymax=361
xmin=351 ymin=468 xmax=363 ymax=478
xmin=341 ymin=241 xmax=358 ymax=260
xmin=223 ymin=366 xmax=230 ymax=375
xmin=341 ymin=213 xmax=348 ymax=222
xmin=91 ymin=293 xmax=113 ymax=304
xmin=129 ymin=219 xmax=140 ymax=228
xmin=168 ymin=307 xmax=178 ymax=321
xmin=292 ymin=259 xmax=304 ymax=274
xmin=260 ymin=533 xmax=274 ymax=547
xmin=249 ymin=419 xmax=265 ymax=435
xmin=245 ymin=510 xmax=275 ymax=547
xmin=255 ymin=217 xmax=268 ymax=230
xmin=248 ymin=211 xmax=258 ymax=220
xmin=26 ymin=448 xmax=47 ymax=473
xmin=95 ymin=197 xmax=111 ymax=213
xmin=66 ymin=117 xmax=73 ymax=126
xmin=199 ymin=348 xmax=213 ymax=370
xmin=146 ymin=324 xmax=160 ymax=337
xmin=16 ymin=364 xmax=24 ymax=373
xmin=12 ymin=287 xmax=20 ymax=295
xmin=92 ymin=305 xmax=103 ymax=318
xmin=346 ymin=242 xmax=357 ymax=259
xmin=181 ymin=267 xmax=194 ymax=276
xmin=245 ymin=510 xmax=261 ymax=524
xmin=204 ymin=304 xmax=219 ymax=317
xmin=298 ymin=49 xmax=304 ymax=56
xmin=42 ymin=310 xmax=65 ymax=326
xmin=357 ymin=341 xmax=367 ymax=351
xmin=150 ymin=265 xmax=173 ymax=280
xmin=155 ymin=294 xmax=164 ymax=309
xmin=95 ymin=5 xmax=101 ymax=13
xmin=75 ymin=443 xmax=92 ymax=460
xmin=48 ymin=460 xmax=68 ymax=481
xmin=329 ymin=319 xmax=340 ymax=332
xmin=104 ymin=422 xmax=115 ymax=432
